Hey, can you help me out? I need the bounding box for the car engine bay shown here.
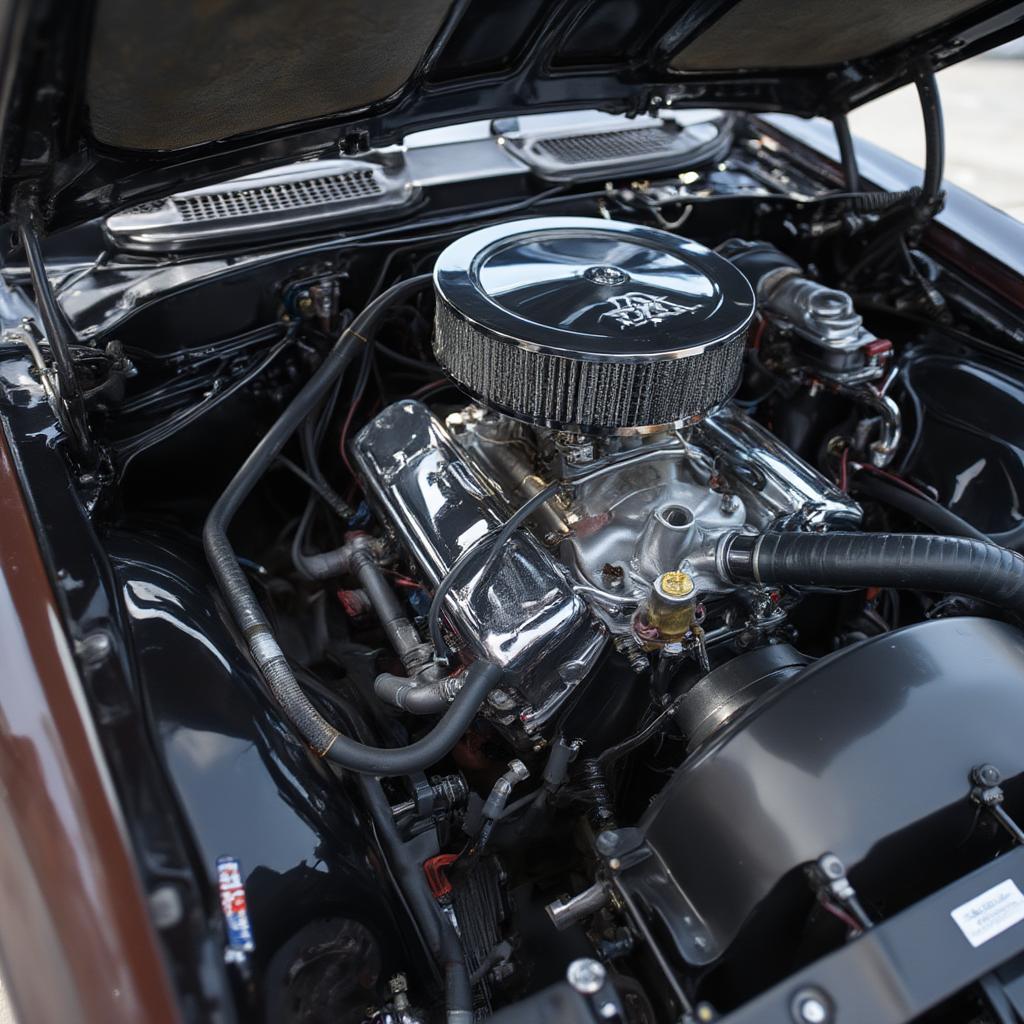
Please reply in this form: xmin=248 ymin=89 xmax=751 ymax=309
xmin=4 ymin=108 xmax=1024 ymax=1024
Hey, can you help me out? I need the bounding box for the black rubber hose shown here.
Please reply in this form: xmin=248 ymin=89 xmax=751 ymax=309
xmin=357 ymin=774 xmax=473 ymax=1023
xmin=723 ymin=532 xmax=1024 ymax=613
xmin=324 ymin=660 xmax=502 ymax=774
xmin=204 ymin=274 xmax=508 ymax=776
xmin=831 ymin=113 xmax=860 ymax=192
xmin=851 ymin=473 xmax=991 ymax=544
xmin=914 ymin=66 xmax=945 ymax=211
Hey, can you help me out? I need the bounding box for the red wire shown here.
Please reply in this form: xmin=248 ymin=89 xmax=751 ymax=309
xmin=338 ymin=392 xmax=381 ymax=477
xmin=838 ymin=447 xmax=850 ymax=492
xmin=852 ymin=460 xmax=931 ymax=499
xmin=411 ymin=377 xmax=449 ymax=399
xmin=749 ymin=315 xmax=767 ymax=351
xmin=338 ymin=395 xmax=362 ymax=476
xmin=819 ymin=897 xmax=862 ymax=934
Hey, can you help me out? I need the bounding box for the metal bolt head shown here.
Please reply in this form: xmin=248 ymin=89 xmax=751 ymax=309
xmin=75 ymin=631 xmax=112 ymax=666
xmin=567 ymin=958 xmax=606 ymax=995
xmin=488 ymin=688 xmax=516 ymax=711
xmin=818 ymin=853 xmax=844 ymax=879
xmin=972 ymin=764 xmax=1001 ymax=787
xmin=798 ymin=998 xmax=827 ymax=1024
xmin=720 ymin=492 xmax=739 ymax=515
xmin=791 ymin=988 xmax=831 ymax=1024
xmin=148 ymin=885 xmax=183 ymax=929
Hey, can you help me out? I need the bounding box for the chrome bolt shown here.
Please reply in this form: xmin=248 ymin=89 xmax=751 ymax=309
xmin=75 ymin=631 xmax=112 ymax=666
xmin=488 ymin=688 xmax=516 ymax=711
xmin=148 ymin=885 xmax=183 ymax=929
xmin=567 ymin=958 xmax=606 ymax=995
xmin=792 ymin=989 xmax=830 ymax=1024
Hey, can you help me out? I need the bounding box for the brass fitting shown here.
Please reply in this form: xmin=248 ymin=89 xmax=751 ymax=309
xmin=633 ymin=571 xmax=697 ymax=649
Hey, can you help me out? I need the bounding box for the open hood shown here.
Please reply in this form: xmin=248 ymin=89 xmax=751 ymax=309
xmin=3 ymin=0 xmax=1024 ymax=232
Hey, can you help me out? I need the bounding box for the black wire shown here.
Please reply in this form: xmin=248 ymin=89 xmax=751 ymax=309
xmin=114 ymin=334 xmax=293 ymax=474
xmin=620 ymin=186 xmax=915 ymax=213
xmin=374 ymin=342 xmax=442 ymax=375
xmin=298 ymin=310 xmax=355 ymax=518
xmin=596 ymin=695 xmax=684 ymax=766
xmin=857 ymin=300 xmax=1024 ymax=368
xmin=290 ymin=493 xmax=321 ymax=579
xmin=123 ymin=322 xmax=285 ymax=366
xmin=292 ymin=336 xmax=377 ymax=570
xmin=274 ymin=454 xmax=346 ymax=512
xmin=120 ymin=376 xmax=212 ymax=415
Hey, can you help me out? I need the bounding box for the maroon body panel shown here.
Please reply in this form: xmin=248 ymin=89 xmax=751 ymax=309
xmin=0 ymin=430 xmax=180 ymax=1024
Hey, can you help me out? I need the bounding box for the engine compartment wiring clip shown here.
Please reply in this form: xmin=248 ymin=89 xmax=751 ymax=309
xmin=970 ymin=764 xmax=1024 ymax=844
xmin=806 ymin=852 xmax=873 ymax=931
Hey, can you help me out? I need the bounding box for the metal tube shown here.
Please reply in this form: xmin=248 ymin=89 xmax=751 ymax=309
xmin=546 ymin=882 xmax=610 ymax=931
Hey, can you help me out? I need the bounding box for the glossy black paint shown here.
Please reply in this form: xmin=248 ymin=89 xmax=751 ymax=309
xmin=0 ymin=346 xmax=238 ymax=1020
xmin=4 ymin=0 xmax=1024 ymax=231
xmin=897 ymin=349 xmax=1024 ymax=546
xmin=104 ymin=529 xmax=415 ymax=1014
xmin=0 ymin=338 xmax=413 ymax=1020
xmin=719 ymin=844 xmax=1024 ymax=1024
xmin=642 ymin=617 xmax=1024 ymax=958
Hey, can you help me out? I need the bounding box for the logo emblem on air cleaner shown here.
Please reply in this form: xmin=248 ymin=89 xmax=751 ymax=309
xmin=599 ymin=291 xmax=695 ymax=330
xmin=583 ymin=264 xmax=630 ymax=286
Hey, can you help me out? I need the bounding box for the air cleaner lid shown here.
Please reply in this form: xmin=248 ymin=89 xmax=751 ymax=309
xmin=433 ymin=216 xmax=755 ymax=363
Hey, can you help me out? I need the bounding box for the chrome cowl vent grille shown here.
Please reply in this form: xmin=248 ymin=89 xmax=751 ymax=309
xmin=172 ymin=169 xmax=383 ymax=221
xmin=432 ymin=218 xmax=755 ymax=433
xmin=533 ymin=126 xmax=678 ymax=165
xmin=105 ymin=160 xmax=417 ymax=252
xmin=499 ymin=113 xmax=731 ymax=182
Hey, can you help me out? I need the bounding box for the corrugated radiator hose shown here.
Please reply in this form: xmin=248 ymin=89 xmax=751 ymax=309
xmin=721 ymin=532 xmax=1024 ymax=614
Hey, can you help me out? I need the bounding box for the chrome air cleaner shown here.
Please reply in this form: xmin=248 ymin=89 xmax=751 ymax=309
xmin=432 ymin=216 xmax=755 ymax=432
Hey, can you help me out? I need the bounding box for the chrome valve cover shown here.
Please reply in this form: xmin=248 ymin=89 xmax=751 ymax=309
xmin=351 ymin=400 xmax=604 ymax=734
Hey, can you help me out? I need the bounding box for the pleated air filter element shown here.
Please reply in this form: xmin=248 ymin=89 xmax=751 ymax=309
xmin=432 ymin=217 xmax=755 ymax=433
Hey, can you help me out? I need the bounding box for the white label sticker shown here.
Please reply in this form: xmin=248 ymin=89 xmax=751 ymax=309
xmin=951 ymin=879 xmax=1024 ymax=948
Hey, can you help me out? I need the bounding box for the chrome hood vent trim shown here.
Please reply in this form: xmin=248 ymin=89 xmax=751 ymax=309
xmin=104 ymin=159 xmax=418 ymax=252
xmin=499 ymin=112 xmax=731 ymax=182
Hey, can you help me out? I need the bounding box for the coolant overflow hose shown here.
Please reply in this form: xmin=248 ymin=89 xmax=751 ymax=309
xmin=722 ymin=532 xmax=1024 ymax=614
